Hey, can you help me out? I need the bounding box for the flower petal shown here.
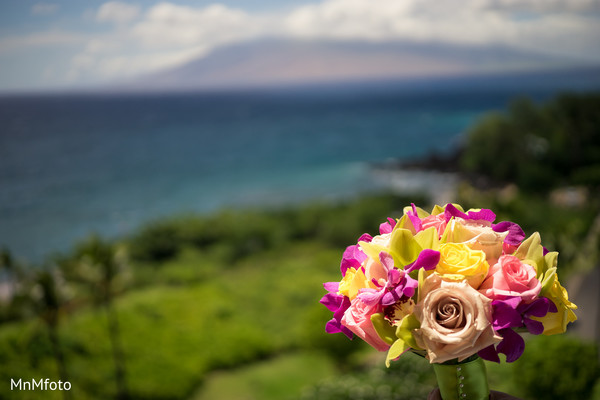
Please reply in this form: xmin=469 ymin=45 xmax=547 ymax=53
xmin=379 ymin=218 xmax=397 ymax=234
xmin=380 ymin=252 xmax=395 ymax=272
xmin=357 ymin=288 xmax=381 ymax=306
xmin=518 ymin=297 xmax=552 ymax=318
xmin=320 ymin=292 xmax=342 ymax=312
xmin=493 ymin=221 xmax=525 ymax=246
xmin=323 ymin=282 xmax=339 ymax=293
xmin=404 ymin=249 xmax=440 ymax=274
xmin=406 ymin=204 xmax=423 ymax=232
xmin=524 ymin=317 xmax=544 ymax=335
xmin=496 ymin=328 xmax=525 ymax=363
xmin=325 ymin=318 xmax=354 ymax=339
xmin=444 ymin=204 xmax=496 ymax=223
xmin=491 ymin=298 xmax=522 ymax=330
xmin=478 ymin=344 xmax=501 ymax=363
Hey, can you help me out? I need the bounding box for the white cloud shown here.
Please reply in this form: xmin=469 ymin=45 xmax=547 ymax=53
xmin=283 ymin=0 xmax=600 ymax=53
xmin=284 ymin=0 xmax=418 ymax=40
xmin=476 ymin=0 xmax=600 ymax=13
xmin=6 ymin=0 xmax=600 ymax=89
xmin=68 ymin=2 xmax=272 ymax=82
xmin=97 ymin=1 xmax=141 ymax=24
xmin=132 ymin=3 xmax=265 ymax=48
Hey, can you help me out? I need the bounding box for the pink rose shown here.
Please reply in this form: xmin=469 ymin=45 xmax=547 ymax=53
xmin=342 ymin=297 xmax=390 ymax=352
xmin=479 ymin=255 xmax=541 ymax=301
xmin=421 ymin=214 xmax=448 ymax=236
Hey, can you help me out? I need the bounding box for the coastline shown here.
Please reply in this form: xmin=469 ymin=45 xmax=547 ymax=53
xmin=369 ymin=149 xmax=463 ymax=206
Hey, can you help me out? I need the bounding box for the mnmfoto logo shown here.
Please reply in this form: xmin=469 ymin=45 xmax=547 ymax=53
xmin=11 ymin=378 xmax=71 ymax=391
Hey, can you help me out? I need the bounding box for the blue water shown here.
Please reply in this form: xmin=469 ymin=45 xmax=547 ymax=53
xmin=1 ymin=70 xmax=600 ymax=262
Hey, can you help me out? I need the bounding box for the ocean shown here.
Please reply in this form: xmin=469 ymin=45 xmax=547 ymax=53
xmin=1 ymin=69 xmax=600 ymax=262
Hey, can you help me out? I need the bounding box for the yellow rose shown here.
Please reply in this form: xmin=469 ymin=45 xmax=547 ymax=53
xmin=338 ymin=267 xmax=376 ymax=300
xmin=436 ymin=243 xmax=489 ymax=288
xmin=532 ymin=274 xmax=577 ymax=335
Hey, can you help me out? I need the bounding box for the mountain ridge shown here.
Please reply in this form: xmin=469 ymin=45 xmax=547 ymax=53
xmin=115 ymin=38 xmax=593 ymax=92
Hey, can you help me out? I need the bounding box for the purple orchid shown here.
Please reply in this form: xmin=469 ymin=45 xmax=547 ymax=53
xmin=492 ymin=221 xmax=526 ymax=247
xmin=478 ymin=296 xmax=557 ymax=363
xmin=340 ymin=233 xmax=372 ymax=276
xmin=359 ymin=252 xmax=418 ymax=308
xmin=379 ymin=217 xmax=397 ymax=234
xmin=444 ymin=203 xmax=496 ymax=223
xmin=320 ymin=282 xmax=353 ymax=339
xmin=406 ymin=204 xmax=423 ymax=232
xmin=404 ymin=249 xmax=440 ymax=274
xmin=444 ymin=204 xmax=525 ymax=247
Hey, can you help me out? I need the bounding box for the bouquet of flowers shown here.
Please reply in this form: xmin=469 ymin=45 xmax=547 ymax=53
xmin=321 ymin=203 xmax=577 ymax=400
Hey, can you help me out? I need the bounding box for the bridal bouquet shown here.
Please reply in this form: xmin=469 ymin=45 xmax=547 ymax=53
xmin=321 ymin=203 xmax=577 ymax=399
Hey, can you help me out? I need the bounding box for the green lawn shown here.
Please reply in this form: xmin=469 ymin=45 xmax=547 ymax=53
xmin=190 ymin=352 xmax=337 ymax=400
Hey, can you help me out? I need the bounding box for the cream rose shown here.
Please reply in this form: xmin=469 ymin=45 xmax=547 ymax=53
xmin=436 ymin=242 xmax=489 ymax=288
xmin=413 ymin=276 xmax=501 ymax=363
xmin=445 ymin=218 xmax=508 ymax=264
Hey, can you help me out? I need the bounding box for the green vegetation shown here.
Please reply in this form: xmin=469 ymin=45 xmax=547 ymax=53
xmin=0 ymin=194 xmax=420 ymax=399
xmin=512 ymin=334 xmax=600 ymax=400
xmin=2 ymin=190 xmax=598 ymax=399
xmin=1 ymin=91 xmax=599 ymax=399
xmin=456 ymin=186 xmax=600 ymax=276
xmin=461 ymin=92 xmax=600 ymax=192
xmin=190 ymin=352 xmax=338 ymax=400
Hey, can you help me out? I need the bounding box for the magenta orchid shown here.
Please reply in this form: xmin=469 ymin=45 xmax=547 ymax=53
xmin=479 ymin=296 xmax=557 ymax=362
xmin=358 ymin=252 xmax=418 ymax=307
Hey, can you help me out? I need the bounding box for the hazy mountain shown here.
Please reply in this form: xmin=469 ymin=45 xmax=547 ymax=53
xmin=119 ymin=39 xmax=592 ymax=92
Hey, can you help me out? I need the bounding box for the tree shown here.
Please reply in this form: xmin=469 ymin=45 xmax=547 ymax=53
xmin=460 ymin=93 xmax=600 ymax=192
xmin=59 ymin=236 xmax=130 ymax=400
xmin=31 ymin=269 xmax=72 ymax=400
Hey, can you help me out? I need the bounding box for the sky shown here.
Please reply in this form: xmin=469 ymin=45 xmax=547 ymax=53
xmin=1 ymin=0 xmax=599 ymax=92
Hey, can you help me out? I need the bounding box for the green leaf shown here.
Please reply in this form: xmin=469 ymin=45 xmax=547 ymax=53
xmin=389 ymin=228 xmax=421 ymax=267
xmin=417 ymin=268 xmax=426 ymax=304
xmin=396 ymin=314 xmax=421 ymax=350
xmin=414 ymin=227 xmax=439 ymax=251
xmin=514 ymin=232 xmax=544 ymax=275
xmin=450 ymin=203 xmax=465 ymax=212
xmin=385 ymin=338 xmax=409 ymax=367
xmin=358 ymin=241 xmax=388 ymax=262
xmin=394 ymin=214 xmax=416 ymax=233
xmin=443 ymin=219 xmax=475 ymax=243
xmin=544 ymin=251 xmax=558 ymax=273
xmin=371 ymin=313 xmax=396 ymax=345
xmin=403 ymin=205 xmax=430 ymax=218
xmin=540 ymin=267 xmax=557 ymax=296
xmin=440 ymin=217 xmax=454 ymax=243
xmin=514 ymin=232 xmax=540 ymax=259
xmin=431 ymin=204 xmax=446 ymax=215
